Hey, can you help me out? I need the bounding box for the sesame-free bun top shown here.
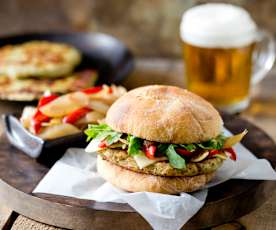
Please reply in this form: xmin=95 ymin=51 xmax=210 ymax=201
xmin=106 ymin=85 xmax=223 ymax=144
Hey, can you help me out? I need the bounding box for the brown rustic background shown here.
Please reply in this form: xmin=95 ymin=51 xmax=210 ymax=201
xmin=0 ymin=0 xmax=276 ymax=229
xmin=0 ymin=0 xmax=275 ymax=57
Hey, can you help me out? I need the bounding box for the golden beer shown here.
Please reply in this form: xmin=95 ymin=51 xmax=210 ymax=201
xmin=182 ymin=42 xmax=255 ymax=106
xmin=180 ymin=3 xmax=261 ymax=112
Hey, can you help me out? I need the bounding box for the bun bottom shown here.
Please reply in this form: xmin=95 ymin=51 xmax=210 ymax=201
xmin=97 ymin=156 xmax=215 ymax=194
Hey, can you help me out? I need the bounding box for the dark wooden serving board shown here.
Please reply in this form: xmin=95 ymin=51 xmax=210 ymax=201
xmin=0 ymin=114 xmax=275 ymax=230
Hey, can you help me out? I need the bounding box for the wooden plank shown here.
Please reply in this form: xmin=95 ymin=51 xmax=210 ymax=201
xmin=211 ymin=222 xmax=244 ymax=230
xmin=238 ymin=190 xmax=276 ymax=230
xmin=11 ymin=215 xmax=62 ymax=230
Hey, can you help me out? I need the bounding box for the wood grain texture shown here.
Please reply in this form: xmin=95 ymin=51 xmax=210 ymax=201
xmin=238 ymin=190 xmax=276 ymax=230
xmin=0 ymin=203 xmax=13 ymax=229
xmin=11 ymin=215 xmax=62 ymax=230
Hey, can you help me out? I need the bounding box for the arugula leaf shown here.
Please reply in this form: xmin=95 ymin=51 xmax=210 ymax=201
xmin=165 ymin=145 xmax=186 ymax=169
xmin=84 ymin=124 xmax=112 ymax=141
xmin=197 ymin=142 xmax=213 ymax=150
xmin=197 ymin=135 xmax=225 ymax=150
xmin=179 ymin=143 xmax=196 ymax=151
xmin=127 ymin=135 xmax=143 ymax=155
xmin=84 ymin=124 xmax=122 ymax=146
xmin=157 ymin=143 xmax=169 ymax=153
xmin=217 ymin=134 xmax=226 ymax=147
xmin=105 ymin=132 xmax=122 ymax=145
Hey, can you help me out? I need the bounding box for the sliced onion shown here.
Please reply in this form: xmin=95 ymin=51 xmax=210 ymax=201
xmin=214 ymin=152 xmax=228 ymax=160
xmin=119 ymin=138 xmax=129 ymax=145
xmin=20 ymin=106 xmax=36 ymax=128
xmin=223 ymin=130 xmax=248 ymax=148
xmin=190 ymin=151 xmax=209 ymax=162
xmin=108 ymin=143 xmax=124 ymax=148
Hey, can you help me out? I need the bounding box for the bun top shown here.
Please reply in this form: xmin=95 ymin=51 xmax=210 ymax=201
xmin=106 ymin=85 xmax=223 ymax=144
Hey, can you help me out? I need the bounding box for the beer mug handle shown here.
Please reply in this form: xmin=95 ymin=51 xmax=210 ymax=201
xmin=252 ymin=30 xmax=276 ymax=85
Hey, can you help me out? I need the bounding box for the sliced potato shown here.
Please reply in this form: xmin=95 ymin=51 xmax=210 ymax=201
xmin=111 ymin=84 xmax=127 ymax=97
xmin=88 ymin=84 xmax=127 ymax=105
xmin=75 ymin=111 xmax=104 ymax=126
xmin=20 ymin=106 xmax=36 ymax=128
xmin=190 ymin=151 xmax=209 ymax=162
xmin=88 ymin=100 xmax=110 ymax=114
xmin=97 ymin=118 xmax=106 ymax=125
xmin=223 ymin=130 xmax=248 ymax=148
xmin=87 ymin=85 xmax=112 ymax=103
xmin=38 ymin=123 xmax=80 ymax=140
xmin=40 ymin=92 xmax=89 ymax=117
xmin=41 ymin=118 xmax=62 ymax=127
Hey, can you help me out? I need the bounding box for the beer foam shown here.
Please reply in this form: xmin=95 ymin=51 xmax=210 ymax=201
xmin=180 ymin=4 xmax=258 ymax=48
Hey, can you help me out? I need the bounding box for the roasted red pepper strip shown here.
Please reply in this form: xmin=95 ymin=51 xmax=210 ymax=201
xmin=98 ymin=140 xmax=108 ymax=149
xmin=176 ymin=148 xmax=193 ymax=157
xmin=82 ymin=86 xmax=103 ymax=94
xmin=209 ymin=149 xmax=220 ymax=157
xmin=224 ymin=147 xmax=237 ymax=161
xmin=144 ymin=145 xmax=157 ymax=159
xmin=63 ymin=107 xmax=92 ymax=124
xmin=31 ymin=95 xmax=57 ymax=134
xmin=38 ymin=95 xmax=58 ymax=108
xmin=31 ymin=110 xmax=50 ymax=134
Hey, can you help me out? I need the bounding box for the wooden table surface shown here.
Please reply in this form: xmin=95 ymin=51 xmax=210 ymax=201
xmin=0 ymin=59 xmax=276 ymax=229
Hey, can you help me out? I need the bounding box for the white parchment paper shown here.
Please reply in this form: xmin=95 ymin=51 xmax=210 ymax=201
xmin=33 ymin=130 xmax=276 ymax=230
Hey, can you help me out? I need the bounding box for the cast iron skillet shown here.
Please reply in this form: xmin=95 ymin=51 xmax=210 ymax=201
xmin=0 ymin=32 xmax=134 ymax=84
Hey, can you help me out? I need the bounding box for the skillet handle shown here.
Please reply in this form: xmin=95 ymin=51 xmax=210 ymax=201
xmin=2 ymin=114 xmax=43 ymax=158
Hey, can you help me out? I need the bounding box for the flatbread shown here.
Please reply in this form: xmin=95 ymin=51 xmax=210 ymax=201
xmin=0 ymin=41 xmax=81 ymax=78
xmin=0 ymin=70 xmax=97 ymax=101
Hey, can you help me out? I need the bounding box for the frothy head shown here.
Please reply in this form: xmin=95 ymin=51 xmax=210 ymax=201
xmin=180 ymin=4 xmax=258 ymax=48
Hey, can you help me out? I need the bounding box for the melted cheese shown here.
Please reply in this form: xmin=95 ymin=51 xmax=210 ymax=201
xmin=133 ymin=154 xmax=167 ymax=169
xmin=85 ymin=138 xmax=103 ymax=153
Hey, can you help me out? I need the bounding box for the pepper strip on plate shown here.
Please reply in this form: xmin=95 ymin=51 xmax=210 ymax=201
xmin=82 ymin=86 xmax=103 ymax=94
xmin=31 ymin=94 xmax=58 ymax=134
xmin=63 ymin=107 xmax=92 ymax=124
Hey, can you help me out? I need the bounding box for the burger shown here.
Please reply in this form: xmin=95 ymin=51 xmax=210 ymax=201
xmin=85 ymin=85 xmax=246 ymax=194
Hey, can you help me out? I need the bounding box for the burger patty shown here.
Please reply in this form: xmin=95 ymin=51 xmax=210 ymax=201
xmin=100 ymin=148 xmax=224 ymax=177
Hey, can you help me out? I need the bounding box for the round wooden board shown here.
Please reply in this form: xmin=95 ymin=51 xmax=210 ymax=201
xmin=0 ymin=114 xmax=275 ymax=230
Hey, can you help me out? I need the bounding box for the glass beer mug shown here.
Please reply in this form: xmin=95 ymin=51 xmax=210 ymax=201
xmin=180 ymin=4 xmax=275 ymax=113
